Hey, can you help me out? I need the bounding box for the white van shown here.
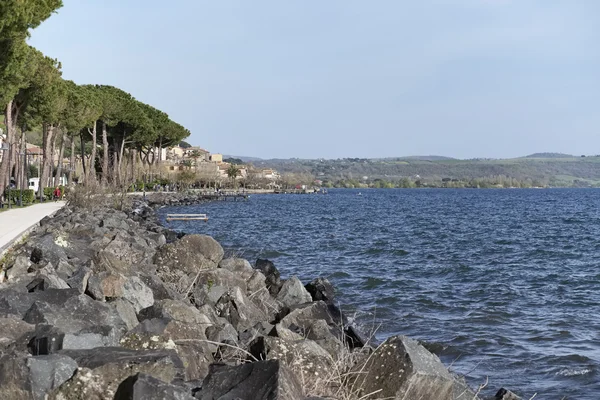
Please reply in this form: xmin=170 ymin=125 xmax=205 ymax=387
xmin=28 ymin=178 xmax=39 ymax=193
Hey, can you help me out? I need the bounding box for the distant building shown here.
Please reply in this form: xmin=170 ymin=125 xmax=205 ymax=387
xmin=210 ymin=153 xmax=223 ymax=163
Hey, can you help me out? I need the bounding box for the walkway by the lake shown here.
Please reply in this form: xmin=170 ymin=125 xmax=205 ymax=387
xmin=0 ymin=201 xmax=66 ymax=254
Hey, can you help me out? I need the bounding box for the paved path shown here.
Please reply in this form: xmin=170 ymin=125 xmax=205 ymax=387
xmin=0 ymin=202 xmax=66 ymax=254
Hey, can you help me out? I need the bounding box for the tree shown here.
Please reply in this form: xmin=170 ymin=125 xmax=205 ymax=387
xmin=0 ymin=1 xmax=63 ymax=188
xmin=226 ymin=164 xmax=240 ymax=188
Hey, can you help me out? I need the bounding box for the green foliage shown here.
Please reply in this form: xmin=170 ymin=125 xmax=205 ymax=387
xmin=28 ymin=164 xmax=38 ymax=179
xmin=4 ymin=189 xmax=35 ymax=204
xmin=226 ymin=164 xmax=240 ymax=179
xmin=0 ymin=0 xmax=63 ymax=106
xmin=179 ymin=141 xmax=192 ymax=148
xmin=224 ymin=158 xmax=244 ymax=165
xmin=43 ymin=185 xmax=65 ymax=198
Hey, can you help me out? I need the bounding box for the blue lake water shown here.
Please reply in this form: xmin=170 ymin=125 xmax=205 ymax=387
xmin=159 ymin=188 xmax=600 ymax=399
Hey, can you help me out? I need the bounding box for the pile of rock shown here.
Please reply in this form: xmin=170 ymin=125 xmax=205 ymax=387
xmin=0 ymin=201 xmax=512 ymax=399
xmin=144 ymin=192 xmax=214 ymax=208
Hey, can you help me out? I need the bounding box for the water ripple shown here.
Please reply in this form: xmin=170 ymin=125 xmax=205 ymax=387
xmin=159 ymin=188 xmax=600 ymax=399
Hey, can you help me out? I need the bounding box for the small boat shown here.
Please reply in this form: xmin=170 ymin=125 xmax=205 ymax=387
xmin=357 ymin=192 xmax=362 ymax=196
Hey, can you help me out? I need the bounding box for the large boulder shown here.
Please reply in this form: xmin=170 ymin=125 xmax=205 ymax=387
xmin=494 ymin=388 xmax=521 ymax=400
xmin=196 ymin=360 xmax=303 ymax=400
xmin=5 ymin=255 xmax=31 ymax=280
xmin=28 ymin=233 xmax=69 ymax=266
xmin=87 ymin=273 xmax=154 ymax=312
xmin=254 ymin=259 xmax=282 ymax=296
xmin=0 ymin=288 xmax=81 ymax=319
xmin=0 ymin=317 xmax=35 ymax=349
xmin=27 ymin=354 xmax=79 ymax=400
xmin=27 ymin=324 xmax=122 ymax=355
xmin=214 ymin=287 xmax=269 ymax=331
xmin=50 ymin=347 xmax=185 ymax=399
xmin=248 ymin=336 xmax=332 ymax=392
xmin=351 ymin=335 xmax=476 ymax=400
xmin=276 ymin=277 xmax=312 ymax=308
xmin=218 ymin=258 xmax=255 ymax=280
xmin=305 ymin=278 xmax=335 ymax=304
xmin=23 ymin=293 xmax=126 ymax=335
xmin=154 ymin=235 xmax=224 ymax=294
xmin=121 ymin=317 xmax=213 ymax=381
xmin=114 ymin=373 xmax=194 ymax=400
xmin=0 ymin=351 xmax=77 ymax=400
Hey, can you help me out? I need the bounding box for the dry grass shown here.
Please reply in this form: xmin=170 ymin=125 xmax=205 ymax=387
xmin=66 ymin=182 xmax=132 ymax=211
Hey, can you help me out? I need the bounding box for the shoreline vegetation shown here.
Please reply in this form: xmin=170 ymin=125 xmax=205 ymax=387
xmin=0 ymin=191 xmax=523 ymax=399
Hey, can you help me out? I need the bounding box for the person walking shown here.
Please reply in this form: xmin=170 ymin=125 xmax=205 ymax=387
xmin=53 ymin=186 xmax=61 ymax=202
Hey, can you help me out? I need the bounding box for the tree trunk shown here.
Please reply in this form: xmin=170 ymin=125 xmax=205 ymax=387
xmin=88 ymin=121 xmax=97 ymax=183
xmin=118 ymin=131 xmax=127 ymax=185
xmin=113 ymin=148 xmax=119 ymax=186
xmin=68 ymin=135 xmax=75 ymax=185
xmin=101 ymin=121 xmax=108 ymax=186
xmin=79 ymin=131 xmax=87 ymax=179
xmin=54 ymin=131 xmax=66 ymax=185
xmin=40 ymin=124 xmax=55 ymax=199
xmin=130 ymin=149 xmax=136 ymax=184
xmin=20 ymin=130 xmax=27 ymax=190
xmin=49 ymin=131 xmax=58 ymax=186
xmin=0 ymin=101 xmax=15 ymax=189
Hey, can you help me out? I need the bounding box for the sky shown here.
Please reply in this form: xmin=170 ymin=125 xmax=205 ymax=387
xmin=29 ymin=0 xmax=599 ymax=160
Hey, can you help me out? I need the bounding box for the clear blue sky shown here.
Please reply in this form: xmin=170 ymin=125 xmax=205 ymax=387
xmin=29 ymin=0 xmax=599 ymax=159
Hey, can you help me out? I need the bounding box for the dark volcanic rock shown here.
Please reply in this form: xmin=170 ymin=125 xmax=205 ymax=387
xmin=51 ymin=347 xmax=185 ymax=399
xmin=28 ymin=354 xmax=78 ymax=400
xmin=0 ymin=288 xmax=80 ymax=319
xmin=305 ymin=277 xmax=335 ymax=304
xmin=276 ymin=276 xmax=312 ymax=308
xmin=154 ymin=235 xmax=224 ymax=293
xmin=114 ymin=373 xmax=194 ymax=400
xmin=494 ymin=388 xmax=521 ymax=400
xmin=0 ymin=317 xmax=35 ymax=349
xmin=255 ymin=258 xmax=282 ymax=296
xmin=196 ymin=360 xmax=303 ymax=400
xmin=352 ymin=335 xmax=476 ymax=400
xmin=0 ymin=351 xmax=77 ymax=400
xmin=23 ymin=293 xmax=126 ymax=334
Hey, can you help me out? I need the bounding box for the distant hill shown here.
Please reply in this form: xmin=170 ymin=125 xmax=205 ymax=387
xmin=522 ymin=152 xmax=575 ymax=159
xmin=223 ymin=155 xmax=264 ymax=162
xmin=398 ymin=155 xmax=457 ymax=161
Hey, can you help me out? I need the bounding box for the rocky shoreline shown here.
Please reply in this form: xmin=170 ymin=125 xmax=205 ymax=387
xmin=0 ymin=199 xmax=519 ymax=399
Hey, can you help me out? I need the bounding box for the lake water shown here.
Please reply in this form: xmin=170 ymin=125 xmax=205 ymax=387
xmin=159 ymin=189 xmax=600 ymax=399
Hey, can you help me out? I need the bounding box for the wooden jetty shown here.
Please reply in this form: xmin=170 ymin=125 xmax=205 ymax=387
xmin=166 ymin=213 xmax=208 ymax=222
xmin=195 ymin=191 xmax=249 ymax=201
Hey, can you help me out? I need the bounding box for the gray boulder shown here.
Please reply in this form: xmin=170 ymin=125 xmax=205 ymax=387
xmin=248 ymin=336 xmax=332 ymax=387
xmin=121 ymin=317 xmax=213 ymax=381
xmin=27 ymin=354 xmax=78 ymax=400
xmin=218 ymin=258 xmax=255 ymax=280
xmin=196 ymin=360 xmax=303 ymax=400
xmin=65 ymin=265 xmax=92 ymax=293
xmin=50 ymin=348 xmax=185 ymax=399
xmin=255 ymin=258 xmax=282 ymax=296
xmin=6 ymin=255 xmax=31 ymax=280
xmin=305 ymin=277 xmax=335 ymax=304
xmin=0 ymin=317 xmax=35 ymax=349
xmin=352 ymin=335 xmax=476 ymax=400
xmin=23 ymin=293 xmax=126 ymax=335
xmin=0 ymin=288 xmax=80 ymax=319
xmin=276 ymin=277 xmax=312 ymax=308
xmin=114 ymin=373 xmax=194 ymax=400
xmin=214 ymin=287 xmax=268 ymax=330
xmin=494 ymin=388 xmax=521 ymax=400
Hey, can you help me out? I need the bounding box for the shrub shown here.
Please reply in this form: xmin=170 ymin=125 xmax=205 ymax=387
xmin=5 ymin=189 xmax=35 ymax=204
xmin=43 ymin=185 xmax=66 ymax=198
